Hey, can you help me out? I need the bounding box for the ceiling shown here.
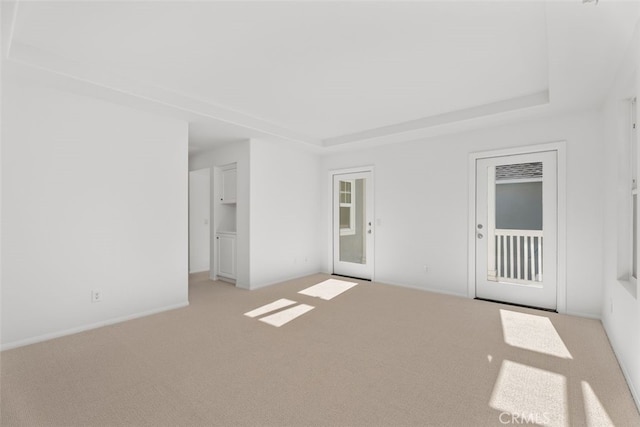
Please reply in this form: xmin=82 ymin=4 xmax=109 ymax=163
xmin=3 ymin=1 xmax=640 ymax=153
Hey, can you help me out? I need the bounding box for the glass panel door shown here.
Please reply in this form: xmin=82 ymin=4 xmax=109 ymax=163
xmin=476 ymin=152 xmax=557 ymax=310
xmin=333 ymin=171 xmax=373 ymax=279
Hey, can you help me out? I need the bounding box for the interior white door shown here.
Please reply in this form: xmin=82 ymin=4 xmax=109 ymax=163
xmin=216 ymin=233 xmax=236 ymax=279
xmin=476 ymin=151 xmax=557 ymax=310
xmin=333 ymin=171 xmax=374 ymax=280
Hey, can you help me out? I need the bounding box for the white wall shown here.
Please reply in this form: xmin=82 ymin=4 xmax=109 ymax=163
xmin=189 ymin=138 xmax=321 ymax=290
xmin=249 ymin=138 xmax=321 ymax=288
xmin=1 ymin=63 xmax=189 ymax=349
xmin=189 ymin=168 xmax=210 ymax=273
xmin=320 ymin=109 xmax=604 ymax=317
xmin=189 ymin=141 xmax=250 ymax=288
xmin=601 ymin=20 xmax=640 ymax=409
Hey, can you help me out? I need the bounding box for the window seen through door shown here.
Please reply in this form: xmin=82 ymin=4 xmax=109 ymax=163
xmin=339 ymin=180 xmax=356 ymax=236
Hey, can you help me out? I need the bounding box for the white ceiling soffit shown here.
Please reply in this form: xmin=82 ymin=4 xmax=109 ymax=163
xmin=5 ymin=1 xmax=640 ymax=150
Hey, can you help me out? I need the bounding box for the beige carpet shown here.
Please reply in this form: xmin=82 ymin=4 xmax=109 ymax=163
xmin=1 ymin=273 xmax=638 ymax=426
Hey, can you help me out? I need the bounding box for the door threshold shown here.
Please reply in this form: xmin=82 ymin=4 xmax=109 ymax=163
xmin=332 ymin=274 xmax=371 ymax=282
xmin=475 ymin=297 xmax=557 ymax=313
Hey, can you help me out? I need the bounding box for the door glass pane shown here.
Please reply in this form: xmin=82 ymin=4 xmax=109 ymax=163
xmin=340 ymin=207 xmax=351 ymax=229
xmin=340 ymin=178 xmax=366 ymax=264
xmin=493 ymin=162 xmax=543 ymax=283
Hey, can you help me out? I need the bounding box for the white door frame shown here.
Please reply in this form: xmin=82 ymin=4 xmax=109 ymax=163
xmin=467 ymin=142 xmax=567 ymax=314
xmin=328 ymin=166 xmax=375 ymax=280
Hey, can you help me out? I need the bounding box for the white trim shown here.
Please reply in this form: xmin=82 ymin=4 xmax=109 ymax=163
xmin=496 ymin=178 xmax=543 ymax=185
xmin=1 ymin=301 xmax=189 ymax=351
xmin=565 ymin=310 xmax=601 ymax=320
xmin=467 ymin=141 xmax=567 ymax=314
xmin=328 ymin=165 xmax=375 ymax=175
xmin=248 ymin=271 xmax=321 ymax=290
xmin=631 ymin=190 xmax=637 ymax=282
xmin=328 ymin=166 xmax=375 ymax=281
xmin=556 ymin=144 xmax=567 ymax=314
xmin=3 ymin=0 xmax=20 ymax=58
xmin=5 ymin=43 xmax=323 ymax=149
xmin=379 ymin=279 xmax=468 ymax=299
xmin=322 ymin=91 xmax=549 ymax=147
xmin=487 ymin=165 xmax=496 ymax=280
xmin=605 ymin=324 xmax=640 ymax=411
xmin=630 ymin=98 xmax=638 ymax=282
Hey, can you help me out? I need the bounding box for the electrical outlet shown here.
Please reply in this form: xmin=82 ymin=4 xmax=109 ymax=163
xmin=92 ymin=290 xmax=103 ymax=303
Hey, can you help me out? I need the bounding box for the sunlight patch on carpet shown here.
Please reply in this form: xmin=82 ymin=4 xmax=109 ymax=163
xmin=298 ymin=279 xmax=358 ymax=300
xmin=582 ymin=381 xmax=614 ymax=427
xmin=490 ymin=360 xmax=567 ymax=427
xmin=500 ymin=309 xmax=573 ymax=359
xmin=259 ymin=304 xmax=315 ymax=327
xmin=244 ymin=299 xmax=297 ymax=318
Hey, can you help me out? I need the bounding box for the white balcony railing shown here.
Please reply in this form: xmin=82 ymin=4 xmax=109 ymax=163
xmin=493 ymin=229 xmax=543 ymax=283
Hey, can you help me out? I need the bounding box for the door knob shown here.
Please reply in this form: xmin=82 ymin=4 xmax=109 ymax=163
xmin=477 ymin=224 xmax=483 ymax=229
xmin=477 ymin=233 xmax=483 ymax=239
xmin=368 ymin=230 xmax=372 ymax=234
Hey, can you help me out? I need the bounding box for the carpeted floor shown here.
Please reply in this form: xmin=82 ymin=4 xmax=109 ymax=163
xmin=1 ymin=273 xmax=638 ymax=426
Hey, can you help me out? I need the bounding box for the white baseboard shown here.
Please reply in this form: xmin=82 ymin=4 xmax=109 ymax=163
xmin=603 ymin=323 xmax=640 ymax=413
xmin=250 ymin=270 xmax=324 ymax=290
xmin=565 ymin=310 xmax=601 ymax=320
xmin=620 ymin=356 xmax=640 ymax=413
xmin=189 ymin=269 xmax=210 ymax=276
xmin=376 ymin=279 xmax=468 ymax=299
xmin=317 ymin=272 xmax=469 ymax=299
xmin=1 ymin=301 xmax=189 ymax=351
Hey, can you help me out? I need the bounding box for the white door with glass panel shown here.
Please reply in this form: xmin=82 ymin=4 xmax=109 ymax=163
xmin=476 ymin=151 xmax=557 ymax=310
xmin=333 ymin=171 xmax=374 ymax=280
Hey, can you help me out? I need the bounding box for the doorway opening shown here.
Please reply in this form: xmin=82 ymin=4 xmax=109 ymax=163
xmin=189 ymin=168 xmax=211 ymax=274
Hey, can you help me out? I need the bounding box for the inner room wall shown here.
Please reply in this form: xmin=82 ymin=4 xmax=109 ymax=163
xmin=1 ymin=63 xmax=189 ymax=349
xmin=601 ymin=19 xmax=640 ymax=409
xmin=249 ymin=138 xmax=322 ymax=289
xmin=320 ymin=109 xmax=604 ymax=318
